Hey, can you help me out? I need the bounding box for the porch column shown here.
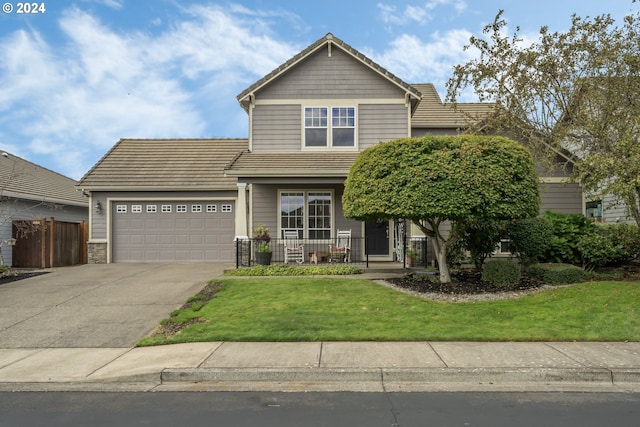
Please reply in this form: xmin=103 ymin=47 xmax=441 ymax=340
xmin=235 ymin=182 xmax=249 ymax=239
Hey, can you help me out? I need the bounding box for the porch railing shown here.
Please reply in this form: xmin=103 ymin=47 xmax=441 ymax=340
xmin=235 ymin=237 xmax=369 ymax=268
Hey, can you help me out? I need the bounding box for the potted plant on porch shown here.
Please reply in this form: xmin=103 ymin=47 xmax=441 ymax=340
xmin=404 ymin=249 xmax=417 ymax=268
xmin=253 ymin=223 xmax=272 ymax=265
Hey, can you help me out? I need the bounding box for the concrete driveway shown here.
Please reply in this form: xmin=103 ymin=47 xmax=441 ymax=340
xmin=0 ymin=263 xmax=230 ymax=348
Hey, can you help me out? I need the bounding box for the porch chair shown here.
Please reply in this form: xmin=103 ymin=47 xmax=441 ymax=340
xmin=328 ymin=229 xmax=351 ymax=262
xmin=283 ymin=229 xmax=305 ymax=264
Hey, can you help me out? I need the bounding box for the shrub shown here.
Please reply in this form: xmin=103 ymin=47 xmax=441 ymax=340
xmin=225 ymin=264 xmax=362 ymax=276
xmin=528 ymin=263 xmax=585 ymax=285
xmin=576 ymin=232 xmax=615 ymax=271
xmin=599 ymin=223 xmax=640 ymax=265
xmin=481 ymin=260 xmax=521 ymax=287
xmin=576 ymin=223 xmax=640 ymax=270
xmin=506 ymin=217 xmax=554 ymax=266
xmin=455 ymin=218 xmax=505 ymax=270
xmin=542 ymin=210 xmax=595 ymax=264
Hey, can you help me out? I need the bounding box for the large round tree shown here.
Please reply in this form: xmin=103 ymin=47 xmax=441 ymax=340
xmin=343 ymin=135 xmax=540 ymax=283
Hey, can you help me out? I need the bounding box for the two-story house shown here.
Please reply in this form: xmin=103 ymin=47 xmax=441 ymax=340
xmin=77 ymin=33 xmax=583 ymax=264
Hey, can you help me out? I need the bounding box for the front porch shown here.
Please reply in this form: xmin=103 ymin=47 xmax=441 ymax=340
xmin=234 ymin=236 xmax=431 ymax=269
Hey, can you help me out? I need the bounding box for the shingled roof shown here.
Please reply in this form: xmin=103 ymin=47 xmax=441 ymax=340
xmin=224 ymin=151 xmax=360 ymax=178
xmin=77 ymin=139 xmax=248 ymax=191
xmin=0 ymin=151 xmax=87 ymax=206
xmin=237 ymin=33 xmax=422 ymax=113
xmin=411 ymin=83 xmax=493 ymax=129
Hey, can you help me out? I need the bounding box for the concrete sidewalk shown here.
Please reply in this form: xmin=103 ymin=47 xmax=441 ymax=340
xmin=1 ymin=341 xmax=639 ymax=393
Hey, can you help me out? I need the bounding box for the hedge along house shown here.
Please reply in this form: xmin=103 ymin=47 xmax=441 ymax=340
xmin=0 ymin=151 xmax=88 ymax=267
xmin=78 ymin=33 xmax=584 ymax=264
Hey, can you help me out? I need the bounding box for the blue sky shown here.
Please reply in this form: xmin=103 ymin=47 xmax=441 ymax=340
xmin=1 ymin=0 xmax=637 ymax=180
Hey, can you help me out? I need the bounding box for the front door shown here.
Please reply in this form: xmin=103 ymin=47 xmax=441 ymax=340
xmin=365 ymin=221 xmax=389 ymax=256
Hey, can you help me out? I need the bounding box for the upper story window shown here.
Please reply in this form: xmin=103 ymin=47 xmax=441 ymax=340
xmin=304 ymin=107 xmax=355 ymax=148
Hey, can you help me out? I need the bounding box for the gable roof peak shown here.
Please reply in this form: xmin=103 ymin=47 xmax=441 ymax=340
xmin=236 ymin=32 xmax=421 ymax=112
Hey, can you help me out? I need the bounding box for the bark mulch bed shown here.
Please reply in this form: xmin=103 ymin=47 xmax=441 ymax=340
xmin=383 ymin=270 xmax=551 ymax=302
xmin=387 ymin=270 xmax=543 ymax=295
xmin=0 ymin=271 xmax=49 ymax=286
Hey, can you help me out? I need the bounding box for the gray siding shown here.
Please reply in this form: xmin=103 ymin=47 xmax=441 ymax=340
xmin=540 ymin=182 xmax=583 ymax=214
xmin=602 ymin=193 xmax=636 ymax=224
xmin=256 ymin=47 xmax=405 ymax=100
xmin=252 ymin=104 xmax=301 ymax=151
xmin=252 ymin=103 xmax=409 ymax=152
xmin=359 ymin=104 xmax=410 ymax=148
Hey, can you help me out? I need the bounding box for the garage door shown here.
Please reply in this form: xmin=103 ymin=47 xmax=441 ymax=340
xmin=112 ymin=201 xmax=235 ymax=262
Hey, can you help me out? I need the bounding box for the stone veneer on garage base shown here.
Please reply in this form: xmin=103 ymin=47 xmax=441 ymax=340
xmin=87 ymin=242 xmax=107 ymax=264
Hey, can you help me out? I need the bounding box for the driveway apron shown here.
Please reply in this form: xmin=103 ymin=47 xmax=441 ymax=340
xmin=0 ymin=263 xmax=229 ymax=348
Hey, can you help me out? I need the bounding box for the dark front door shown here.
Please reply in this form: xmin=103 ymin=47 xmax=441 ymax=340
xmin=365 ymin=221 xmax=389 ymax=256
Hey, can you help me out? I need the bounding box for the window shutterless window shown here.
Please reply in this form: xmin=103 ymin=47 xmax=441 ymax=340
xmin=331 ymin=107 xmax=355 ymax=147
xmin=279 ymin=191 xmax=332 ymax=240
xmin=304 ymin=107 xmax=355 ymax=148
xmin=304 ymin=107 xmax=328 ymax=147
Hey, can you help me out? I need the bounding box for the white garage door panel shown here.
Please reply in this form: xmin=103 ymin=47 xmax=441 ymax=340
xmin=112 ymin=200 xmax=235 ymax=262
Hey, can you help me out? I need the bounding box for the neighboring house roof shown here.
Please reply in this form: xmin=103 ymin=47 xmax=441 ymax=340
xmin=411 ymin=83 xmax=494 ymax=129
xmin=77 ymin=139 xmax=248 ymax=191
xmin=224 ymin=151 xmax=360 ymax=178
xmin=0 ymin=151 xmax=87 ymax=207
xmin=237 ymin=33 xmax=422 ymax=113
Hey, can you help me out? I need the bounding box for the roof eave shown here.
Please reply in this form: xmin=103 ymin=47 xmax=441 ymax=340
xmin=76 ymin=185 xmax=239 ymax=192
xmin=2 ymin=191 xmax=88 ymax=207
xmin=224 ymin=169 xmax=350 ymax=178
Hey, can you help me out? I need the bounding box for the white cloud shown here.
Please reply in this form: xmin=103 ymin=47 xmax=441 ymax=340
xmin=81 ymin=0 xmax=123 ymax=9
xmin=369 ymin=29 xmax=476 ymax=97
xmin=0 ymin=4 xmax=298 ymax=179
xmin=378 ymin=0 xmax=468 ymax=27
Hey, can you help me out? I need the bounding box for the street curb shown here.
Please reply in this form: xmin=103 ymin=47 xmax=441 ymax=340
xmin=160 ymin=367 xmax=626 ymax=386
xmin=611 ymin=369 xmax=640 ymax=384
xmin=162 ymin=367 xmax=383 ymax=383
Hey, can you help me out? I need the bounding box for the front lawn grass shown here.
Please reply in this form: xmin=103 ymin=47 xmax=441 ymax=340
xmin=138 ymin=278 xmax=640 ymax=346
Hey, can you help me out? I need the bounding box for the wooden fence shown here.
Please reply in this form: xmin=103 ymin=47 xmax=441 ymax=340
xmin=12 ymin=218 xmax=88 ymax=268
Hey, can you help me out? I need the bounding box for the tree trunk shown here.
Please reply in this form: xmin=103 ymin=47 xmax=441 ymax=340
xmin=412 ymin=218 xmax=453 ymax=283
xmin=431 ymin=234 xmax=451 ymax=283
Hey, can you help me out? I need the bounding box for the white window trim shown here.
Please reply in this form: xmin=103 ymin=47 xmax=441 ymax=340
xmin=146 ymin=204 xmax=157 ymax=213
xmin=192 ymin=204 xmax=202 ymax=213
xmin=302 ymin=105 xmax=358 ymax=151
xmin=176 ymin=204 xmax=187 ymax=213
xmin=161 ymin=204 xmax=172 ymax=213
xmin=277 ymin=189 xmax=335 ymax=241
xmin=207 ymin=204 xmax=217 ymax=213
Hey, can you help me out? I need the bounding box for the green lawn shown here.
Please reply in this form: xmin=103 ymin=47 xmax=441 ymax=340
xmin=138 ymin=278 xmax=640 ymax=346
